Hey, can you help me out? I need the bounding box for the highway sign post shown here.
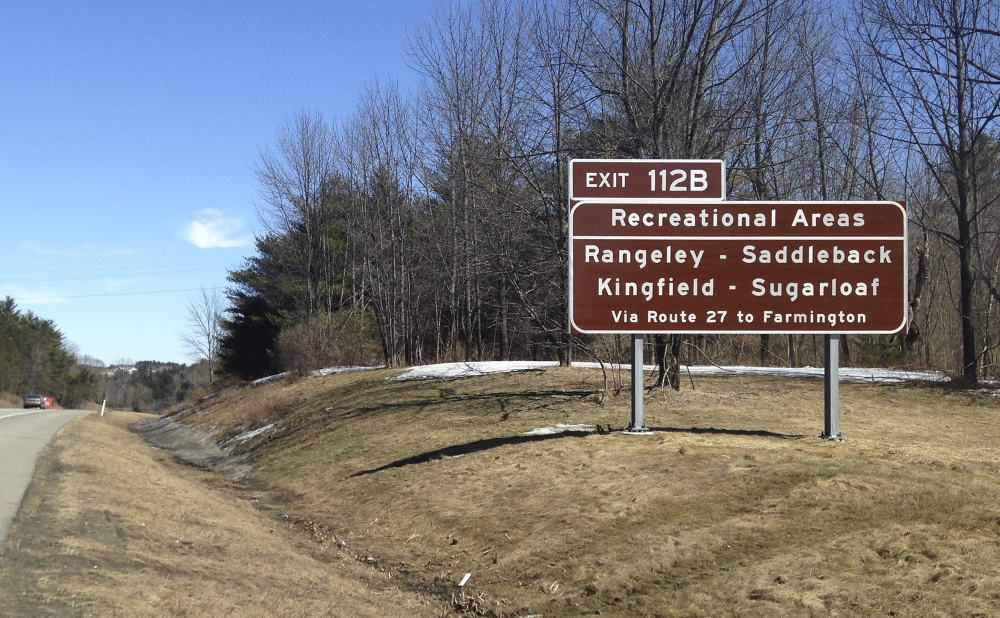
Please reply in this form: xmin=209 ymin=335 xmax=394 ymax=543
xmin=568 ymin=159 xmax=908 ymax=439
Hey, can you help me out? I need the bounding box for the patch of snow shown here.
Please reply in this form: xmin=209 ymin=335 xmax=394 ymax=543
xmin=524 ymin=423 xmax=595 ymax=436
xmin=959 ymin=387 xmax=1000 ymax=396
xmin=391 ymin=361 xmax=558 ymax=381
xmin=252 ymin=365 xmax=382 ymax=385
xmin=251 ymin=372 xmax=288 ymax=385
xmin=678 ymin=365 xmax=947 ymax=383
xmin=309 ymin=365 xmax=383 ymax=377
xmin=227 ymin=423 xmax=276 ymax=443
xmin=254 ymin=360 xmax=947 ymax=385
xmin=572 ymin=362 xmax=661 ymax=371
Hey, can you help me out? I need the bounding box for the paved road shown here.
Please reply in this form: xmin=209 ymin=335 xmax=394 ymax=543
xmin=0 ymin=408 xmax=89 ymax=553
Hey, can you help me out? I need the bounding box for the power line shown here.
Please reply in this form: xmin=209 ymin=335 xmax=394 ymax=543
xmin=1 ymin=260 xmax=236 ymax=274
xmin=14 ymin=287 xmax=226 ymax=301
xmin=1 ymin=267 xmax=225 ymax=285
xmin=0 ymin=260 xmax=236 ymax=277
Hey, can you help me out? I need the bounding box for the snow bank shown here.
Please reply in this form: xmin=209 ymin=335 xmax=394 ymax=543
xmin=252 ymin=360 xmax=947 ymax=385
xmin=391 ymin=360 xmax=946 ymax=384
xmin=391 ymin=361 xmax=559 ymax=381
xmin=679 ymin=365 xmax=946 ymax=383
xmin=252 ymin=365 xmax=382 ymax=385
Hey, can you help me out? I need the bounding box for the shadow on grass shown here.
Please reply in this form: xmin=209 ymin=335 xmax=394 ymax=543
xmin=352 ymin=425 xmax=806 ymax=477
xmin=648 ymin=426 xmax=807 ymax=440
xmin=351 ymin=430 xmax=593 ymax=477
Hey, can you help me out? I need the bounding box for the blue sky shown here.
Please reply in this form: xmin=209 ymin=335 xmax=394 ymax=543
xmin=0 ymin=0 xmax=441 ymax=365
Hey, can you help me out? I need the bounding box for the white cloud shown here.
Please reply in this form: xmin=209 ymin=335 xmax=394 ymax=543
xmin=184 ymin=209 xmax=252 ymax=249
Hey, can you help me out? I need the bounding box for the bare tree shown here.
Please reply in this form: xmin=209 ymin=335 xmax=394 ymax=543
xmin=512 ymin=0 xmax=591 ymax=365
xmin=409 ymin=2 xmax=500 ymax=362
xmin=729 ymin=0 xmax=815 ymax=366
xmin=570 ymin=0 xmax=793 ymax=387
xmin=572 ymin=0 xmax=775 ymax=159
xmin=343 ymin=79 xmax=422 ymax=366
xmin=181 ymin=288 xmax=224 ymax=383
xmin=858 ymin=0 xmax=1000 ymax=383
xmin=255 ymin=110 xmax=338 ymax=321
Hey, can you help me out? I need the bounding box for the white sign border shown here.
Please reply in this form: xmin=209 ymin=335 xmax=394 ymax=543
xmin=569 ymin=158 xmax=728 ymax=203
xmin=567 ymin=199 xmax=909 ymax=335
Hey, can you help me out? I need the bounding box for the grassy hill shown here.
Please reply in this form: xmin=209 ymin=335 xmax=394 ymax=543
xmin=5 ymin=366 xmax=1000 ymax=616
xmin=152 ymin=366 xmax=1000 ymax=617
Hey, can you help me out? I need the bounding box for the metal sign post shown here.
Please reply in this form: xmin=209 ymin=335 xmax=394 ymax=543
xmin=629 ymin=333 xmax=647 ymax=432
xmin=822 ymin=334 xmax=843 ymax=440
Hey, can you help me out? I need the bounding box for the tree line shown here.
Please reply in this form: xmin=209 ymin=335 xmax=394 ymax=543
xmin=0 ymin=296 xmax=210 ymax=410
xmin=95 ymin=361 xmax=203 ymax=414
xmin=0 ymin=297 xmax=99 ymax=406
xmin=219 ymin=0 xmax=1000 ymax=386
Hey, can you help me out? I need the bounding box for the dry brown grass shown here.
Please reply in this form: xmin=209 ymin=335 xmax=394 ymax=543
xmin=172 ymin=380 xmax=309 ymax=443
xmin=164 ymin=368 xmax=1000 ymax=617
xmin=0 ymin=410 xmax=440 ymax=617
xmin=7 ymin=369 xmax=1000 ymax=617
xmin=0 ymin=392 xmax=23 ymax=408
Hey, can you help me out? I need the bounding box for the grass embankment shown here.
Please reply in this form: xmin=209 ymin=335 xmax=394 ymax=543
xmin=0 ymin=410 xmax=438 ymax=617
xmin=168 ymin=367 xmax=1000 ymax=617
xmin=5 ymin=368 xmax=1000 ymax=617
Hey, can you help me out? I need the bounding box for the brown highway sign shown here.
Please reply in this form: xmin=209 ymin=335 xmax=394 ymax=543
xmin=570 ymin=159 xmax=726 ymax=201
xmin=568 ymin=201 xmax=908 ymax=334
